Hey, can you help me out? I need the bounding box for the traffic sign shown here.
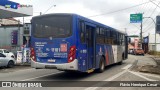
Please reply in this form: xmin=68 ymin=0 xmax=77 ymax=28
xmin=130 ymin=14 xmax=143 ymax=23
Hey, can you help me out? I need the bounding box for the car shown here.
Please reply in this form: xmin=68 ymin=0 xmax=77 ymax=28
xmin=133 ymin=48 xmax=144 ymax=55
xmin=128 ymin=49 xmax=133 ymax=54
xmin=0 ymin=53 xmax=16 ymax=68
xmin=0 ymin=49 xmax=15 ymax=59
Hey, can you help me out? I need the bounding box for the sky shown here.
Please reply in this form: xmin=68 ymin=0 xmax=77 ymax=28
xmin=10 ymin=0 xmax=160 ymax=37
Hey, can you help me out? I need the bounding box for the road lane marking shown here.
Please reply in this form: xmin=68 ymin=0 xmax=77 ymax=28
xmin=128 ymin=71 xmax=157 ymax=81
xmin=136 ymin=72 xmax=160 ymax=79
xmin=104 ymin=69 xmax=128 ymax=81
xmin=85 ymin=69 xmax=128 ymax=90
xmin=21 ymin=71 xmax=63 ymax=81
xmin=122 ymin=64 xmax=132 ymax=70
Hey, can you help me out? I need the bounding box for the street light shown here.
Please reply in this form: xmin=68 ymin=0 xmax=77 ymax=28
xmin=143 ymin=17 xmax=156 ymax=51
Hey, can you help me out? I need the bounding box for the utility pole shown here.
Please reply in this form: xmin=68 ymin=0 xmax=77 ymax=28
xmin=40 ymin=12 xmax=42 ymax=15
xmin=140 ymin=22 xmax=143 ymax=48
xmin=124 ymin=28 xmax=127 ymax=34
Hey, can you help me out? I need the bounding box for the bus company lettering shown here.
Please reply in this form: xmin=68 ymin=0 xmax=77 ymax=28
xmin=54 ymin=52 xmax=67 ymax=58
xmin=80 ymin=49 xmax=87 ymax=53
xmin=37 ymin=53 xmax=48 ymax=57
xmin=35 ymin=42 xmax=47 ymax=47
xmin=51 ymin=48 xmax=61 ymax=52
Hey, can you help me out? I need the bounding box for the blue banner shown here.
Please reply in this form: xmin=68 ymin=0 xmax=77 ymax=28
xmin=0 ymin=0 xmax=19 ymax=9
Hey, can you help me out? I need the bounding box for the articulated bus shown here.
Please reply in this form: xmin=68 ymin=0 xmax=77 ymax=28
xmin=30 ymin=13 xmax=128 ymax=73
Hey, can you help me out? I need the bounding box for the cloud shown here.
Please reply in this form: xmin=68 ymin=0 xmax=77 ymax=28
xmin=13 ymin=0 xmax=160 ymax=36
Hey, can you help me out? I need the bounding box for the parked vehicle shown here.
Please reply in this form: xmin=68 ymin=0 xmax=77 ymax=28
xmin=128 ymin=49 xmax=133 ymax=54
xmin=0 ymin=49 xmax=15 ymax=59
xmin=133 ymin=49 xmax=144 ymax=55
xmin=0 ymin=53 xmax=16 ymax=68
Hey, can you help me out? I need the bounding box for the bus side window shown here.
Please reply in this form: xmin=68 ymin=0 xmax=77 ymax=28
xmin=79 ymin=21 xmax=85 ymax=43
xmin=99 ymin=28 xmax=105 ymax=44
xmin=96 ymin=27 xmax=100 ymax=43
xmin=109 ymin=30 xmax=112 ymax=44
xmin=96 ymin=27 xmax=104 ymax=44
xmin=113 ymin=31 xmax=117 ymax=45
xmin=122 ymin=34 xmax=125 ymax=45
xmin=96 ymin=27 xmax=100 ymax=35
xmin=105 ymin=29 xmax=110 ymax=44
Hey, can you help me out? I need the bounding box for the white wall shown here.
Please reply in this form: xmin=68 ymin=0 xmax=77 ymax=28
xmin=148 ymin=34 xmax=160 ymax=51
xmin=0 ymin=26 xmax=23 ymax=48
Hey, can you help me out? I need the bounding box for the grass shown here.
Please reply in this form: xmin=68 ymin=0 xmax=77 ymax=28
xmin=148 ymin=50 xmax=160 ymax=57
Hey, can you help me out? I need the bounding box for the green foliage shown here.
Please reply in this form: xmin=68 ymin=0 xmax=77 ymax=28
xmin=148 ymin=50 xmax=160 ymax=57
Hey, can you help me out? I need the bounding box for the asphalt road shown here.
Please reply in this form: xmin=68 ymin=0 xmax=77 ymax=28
xmin=0 ymin=54 xmax=160 ymax=90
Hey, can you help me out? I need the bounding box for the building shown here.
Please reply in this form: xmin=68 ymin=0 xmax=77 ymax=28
xmin=0 ymin=0 xmax=33 ymax=53
xmin=148 ymin=34 xmax=160 ymax=52
xmin=0 ymin=22 xmax=23 ymax=51
xmin=128 ymin=35 xmax=140 ymax=50
xmin=0 ymin=18 xmax=19 ymax=26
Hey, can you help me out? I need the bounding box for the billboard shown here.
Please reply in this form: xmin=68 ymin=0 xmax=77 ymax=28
xmin=11 ymin=30 xmax=18 ymax=45
xmin=0 ymin=0 xmax=19 ymax=9
xmin=0 ymin=0 xmax=33 ymax=18
xmin=156 ymin=16 xmax=160 ymax=33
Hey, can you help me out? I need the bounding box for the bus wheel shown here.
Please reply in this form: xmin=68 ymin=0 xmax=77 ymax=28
xmin=117 ymin=61 xmax=123 ymax=65
xmin=98 ymin=57 xmax=105 ymax=73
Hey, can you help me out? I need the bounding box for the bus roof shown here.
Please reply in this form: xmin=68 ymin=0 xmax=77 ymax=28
xmin=32 ymin=13 xmax=126 ymax=35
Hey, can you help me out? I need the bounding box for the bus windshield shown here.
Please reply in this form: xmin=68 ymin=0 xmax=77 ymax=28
xmin=32 ymin=15 xmax=72 ymax=38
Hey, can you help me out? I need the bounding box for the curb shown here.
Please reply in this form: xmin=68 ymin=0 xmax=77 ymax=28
xmin=129 ymin=60 xmax=138 ymax=70
xmin=150 ymin=57 xmax=158 ymax=66
xmin=15 ymin=63 xmax=31 ymax=66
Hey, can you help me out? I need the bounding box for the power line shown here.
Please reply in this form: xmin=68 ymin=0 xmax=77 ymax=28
xmin=150 ymin=0 xmax=160 ymax=9
xmin=143 ymin=1 xmax=160 ymax=26
xmin=143 ymin=3 xmax=156 ymax=24
xmin=143 ymin=22 xmax=155 ymax=33
xmin=43 ymin=4 xmax=56 ymax=14
xmin=87 ymin=1 xmax=151 ymax=17
xmin=143 ymin=2 xmax=160 ymax=32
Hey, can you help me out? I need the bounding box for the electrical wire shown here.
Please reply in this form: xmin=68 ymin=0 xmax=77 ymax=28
xmin=87 ymin=1 xmax=151 ymax=17
xmin=143 ymin=1 xmax=160 ymax=28
xmin=43 ymin=3 xmax=56 ymax=14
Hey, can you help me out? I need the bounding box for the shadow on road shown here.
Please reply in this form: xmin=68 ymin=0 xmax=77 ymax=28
xmin=36 ymin=62 xmax=125 ymax=81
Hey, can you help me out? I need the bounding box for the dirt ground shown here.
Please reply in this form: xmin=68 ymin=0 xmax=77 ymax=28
xmin=132 ymin=57 xmax=160 ymax=75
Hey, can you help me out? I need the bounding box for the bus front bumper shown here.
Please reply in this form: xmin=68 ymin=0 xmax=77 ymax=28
xmin=31 ymin=59 xmax=78 ymax=71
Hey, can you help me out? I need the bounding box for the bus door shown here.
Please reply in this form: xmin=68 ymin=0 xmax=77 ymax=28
xmin=85 ymin=23 xmax=96 ymax=69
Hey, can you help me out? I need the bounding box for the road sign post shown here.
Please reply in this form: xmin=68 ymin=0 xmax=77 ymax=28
xmin=130 ymin=13 xmax=143 ymax=48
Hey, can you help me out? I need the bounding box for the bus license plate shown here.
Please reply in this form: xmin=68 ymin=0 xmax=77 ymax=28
xmin=48 ymin=59 xmax=56 ymax=62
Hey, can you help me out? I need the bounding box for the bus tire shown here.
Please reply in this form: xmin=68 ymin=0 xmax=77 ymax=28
xmin=122 ymin=53 xmax=125 ymax=60
xmin=117 ymin=61 xmax=123 ymax=65
xmin=98 ymin=57 xmax=105 ymax=73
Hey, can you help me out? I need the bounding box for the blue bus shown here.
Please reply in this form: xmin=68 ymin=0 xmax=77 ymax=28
xmin=30 ymin=13 xmax=128 ymax=73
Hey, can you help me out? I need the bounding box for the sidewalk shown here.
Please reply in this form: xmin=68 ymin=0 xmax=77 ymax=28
xmin=131 ymin=54 xmax=160 ymax=75
xmin=16 ymin=62 xmax=31 ymax=66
